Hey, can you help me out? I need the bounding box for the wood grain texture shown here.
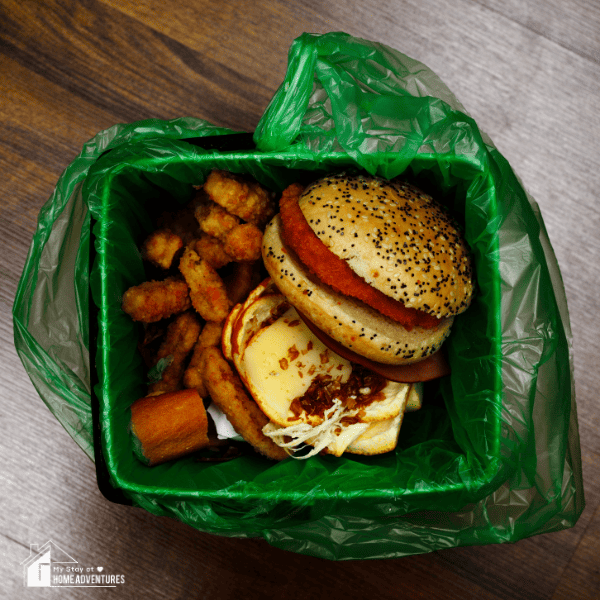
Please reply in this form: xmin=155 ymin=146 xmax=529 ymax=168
xmin=1 ymin=0 xmax=599 ymax=598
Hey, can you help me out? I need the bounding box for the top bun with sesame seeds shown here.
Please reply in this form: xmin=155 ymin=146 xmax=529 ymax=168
xmin=262 ymin=173 xmax=474 ymax=366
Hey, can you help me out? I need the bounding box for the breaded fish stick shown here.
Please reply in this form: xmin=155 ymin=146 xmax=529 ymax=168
xmin=122 ymin=277 xmax=191 ymax=323
xmin=201 ymin=346 xmax=288 ymax=461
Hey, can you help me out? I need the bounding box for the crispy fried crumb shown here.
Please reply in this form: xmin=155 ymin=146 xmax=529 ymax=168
xmin=178 ymin=247 xmax=232 ymax=322
xmin=223 ymin=223 xmax=263 ymax=262
xmin=142 ymin=228 xmax=184 ymax=269
xmin=122 ymin=277 xmax=191 ymax=323
xmin=204 ymin=169 xmax=276 ymax=226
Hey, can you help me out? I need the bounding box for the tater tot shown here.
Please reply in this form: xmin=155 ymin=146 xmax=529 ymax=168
xmin=178 ymin=247 xmax=232 ymax=322
xmin=122 ymin=277 xmax=191 ymax=323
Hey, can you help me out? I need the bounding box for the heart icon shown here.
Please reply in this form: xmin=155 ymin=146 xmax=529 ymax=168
xmin=97 ymin=567 xmax=104 ymax=572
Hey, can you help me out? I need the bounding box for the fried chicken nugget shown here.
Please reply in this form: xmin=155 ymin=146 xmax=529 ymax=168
xmin=122 ymin=277 xmax=191 ymax=323
xmin=178 ymin=246 xmax=232 ymax=322
xmin=142 ymin=228 xmax=183 ymax=269
xmin=204 ymin=169 xmax=276 ymax=226
xmin=183 ymin=320 xmax=224 ymax=397
xmin=195 ymin=200 xmax=240 ymax=240
xmin=201 ymin=346 xmax=288 ymax=460
xmin=193 ymin=233 xmax=233 ymax=269
xmin=147 ymin=311 xmax=202 ymax=395
xmin=223 ymin=223 xmax=263 ymax=262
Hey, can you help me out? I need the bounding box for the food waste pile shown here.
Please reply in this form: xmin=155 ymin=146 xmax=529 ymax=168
xmin=123 ymin=170 xmax=470 ymax=466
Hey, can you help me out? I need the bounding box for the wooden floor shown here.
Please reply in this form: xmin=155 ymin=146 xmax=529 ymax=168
xmin=2 ymin=0 xmax=599 ymax=597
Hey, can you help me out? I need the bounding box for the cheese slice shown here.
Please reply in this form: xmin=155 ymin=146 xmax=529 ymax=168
xmin=227 ymin=282 xmax=415 ymax=458
xmin=241 ymin=307 xmax=351 ymax=426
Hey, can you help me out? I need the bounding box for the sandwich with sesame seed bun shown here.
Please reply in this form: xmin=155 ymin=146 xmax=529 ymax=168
xmin=216 ymin=173 xmax=475 ymax=458
xmin=262 ymin=173 xmax=475 ymax=374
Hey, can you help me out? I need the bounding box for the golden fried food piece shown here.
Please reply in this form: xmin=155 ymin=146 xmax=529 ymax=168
xmin=204 ymin=169 xmax=276 ymax=226
xmin=201 ymin=346 xmax=288 ymax=460
xmin=141 ymin=228 xmax=183 ymax=269
xmin=195 ymin=200 xmax=240 ymax=240
xmin=183 ymin=321 xmax=224 ymax=397
xmin=147 ymin=311 xmax=202 ymax=395
xmin=193 ymin=233 xmax=233 ymax=269
xmin=122 ymin=277 xmax=191 ymax=323
xmin=198 ymin=320 xmax=224 ymax=348
xmin=130 ymin=389 xmax=210 ymax=466
xmin=225 ymin=260 xmax=262 ymax=306
xmin=223 ymin=223 xmax=263 ymax=262
xmin=178 ymin=246 xmax=232 ymax=322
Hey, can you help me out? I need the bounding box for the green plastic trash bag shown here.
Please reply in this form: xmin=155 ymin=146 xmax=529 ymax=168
xmin=14 ymin=31 xmax=583 ymax=560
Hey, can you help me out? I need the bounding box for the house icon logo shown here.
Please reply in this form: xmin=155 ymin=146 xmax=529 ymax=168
xmin=20 ymin=541 xmax=78 ymax=587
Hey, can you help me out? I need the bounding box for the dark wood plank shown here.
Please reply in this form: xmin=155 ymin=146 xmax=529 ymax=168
xmin=1 ymin=0 xmax=599 ymax=597
xmin=1 ymin=0 xmax=272 ymax=131
xmin=553 ymin=501 xmax=600 ymax=599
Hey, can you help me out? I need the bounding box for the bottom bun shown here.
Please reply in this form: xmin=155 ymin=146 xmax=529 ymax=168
xmin=263 ymin=215 xmax=453 ymax=365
